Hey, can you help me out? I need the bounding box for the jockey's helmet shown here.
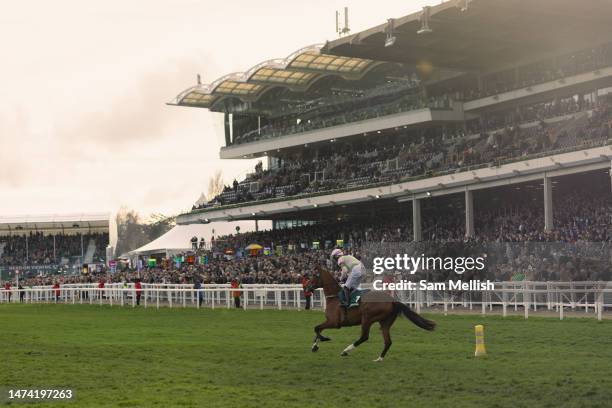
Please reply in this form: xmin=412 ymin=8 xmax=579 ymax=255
xmin=330 ymin=248 xmax=344 ymax=260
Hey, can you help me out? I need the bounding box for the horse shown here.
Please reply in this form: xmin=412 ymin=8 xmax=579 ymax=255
xmin=307 ymin=266 xmax=436 ymax=361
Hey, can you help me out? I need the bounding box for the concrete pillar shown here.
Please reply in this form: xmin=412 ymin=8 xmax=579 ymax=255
xmin=465 ymin=189 xmax=475 ymax=238
xmin=609 ymin=160 xmax=612 ymax=193
xmin=412 ymin=198 xmax=422 ymax=242
xmin=543 ymin=175 xmax=554 ymax=231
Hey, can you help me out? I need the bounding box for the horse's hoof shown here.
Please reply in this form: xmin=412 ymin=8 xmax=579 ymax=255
xmin=340 ymin=352 xmax=348 ymax=357
xmin=319 ymin=336 xmax=331 ymax=342
xmin=311 ymin=344 xmax=319 ymax=352
xmin=373 ymin=357 xmax=384 ymax=362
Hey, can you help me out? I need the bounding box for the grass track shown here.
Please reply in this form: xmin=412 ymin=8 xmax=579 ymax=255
xmin=1 ymin=304 xmax=611 ymax=408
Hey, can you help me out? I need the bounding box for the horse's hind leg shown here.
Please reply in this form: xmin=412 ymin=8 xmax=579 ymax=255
xmin=340 ymin=319 xmax=372 ymax=357
xmin=374 ymin=315 xmax=396 ymax=362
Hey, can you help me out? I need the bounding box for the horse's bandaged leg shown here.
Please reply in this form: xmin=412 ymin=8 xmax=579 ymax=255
xmin=312 ymin=337 xmax=320 ymax=352
xmin=341 ymin=344 xmax=355 ymax=356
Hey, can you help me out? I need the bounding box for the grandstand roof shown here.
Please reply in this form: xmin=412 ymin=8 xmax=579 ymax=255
xmin=170 ymin=44 xmax=383 ymax=109
xmin=325 ymin=0 xmax=612 ymax=70
xmin=0 ymin=213 xmax=110 ymax=234
xmin=171 ymin=0 xmax=612 ymax=114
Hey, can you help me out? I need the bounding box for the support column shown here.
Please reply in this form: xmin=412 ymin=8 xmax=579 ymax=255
xmin=465 ymin=189 xmax=474 ymax=238
xmin=255 ymin=220 xmax=259 ymax=232
xmin=609 ymin=160 xmax=612 ymax=193
xmin=543 ymin=175 xmax=554 ymax=232
xmin=412 ymin=198 xmax=422 ymax=242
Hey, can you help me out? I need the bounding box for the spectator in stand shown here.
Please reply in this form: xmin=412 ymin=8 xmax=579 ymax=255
xmin=0 ymin=232 xmax=109 ymax=267
xmin=195 ymin=98 xmax=611 ymax=211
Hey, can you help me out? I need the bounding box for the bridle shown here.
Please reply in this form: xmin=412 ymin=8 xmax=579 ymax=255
xmin=307 ymin=268 xmax=339 ymax=298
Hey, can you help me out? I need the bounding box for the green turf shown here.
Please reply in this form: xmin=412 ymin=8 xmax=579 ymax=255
xmin=1 ymin=305 xmax=611 ymax=408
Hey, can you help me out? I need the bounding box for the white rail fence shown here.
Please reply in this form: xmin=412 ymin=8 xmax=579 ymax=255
xmin=0 ymin=283 xmax=327 ymax=311
xmin=1 ymin=281 xmax=612 ymax=320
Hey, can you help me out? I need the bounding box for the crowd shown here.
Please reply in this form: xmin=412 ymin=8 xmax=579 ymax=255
xmin=231 ymin=78 xmax=435 ymax=145
xmin=203 ymin=174 xmax=609 ymax=283
xmin=461 ymin=42 xmax=612 ymax=99
xmin=197 ymin=97 xmax=612 ymax=210
xmin=229 ymin=43 xmax=612 ymax=146
xmin=0 ymin=232 xmax=109 ymax=267
xmin=5 ymin=44 xmax=612 ymax=288
xmin=3 ymin=177 xmax=611 ymax=288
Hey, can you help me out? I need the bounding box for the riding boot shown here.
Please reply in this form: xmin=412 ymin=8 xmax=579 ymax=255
xmin=343 ymin=286 xmax=351 ymax=308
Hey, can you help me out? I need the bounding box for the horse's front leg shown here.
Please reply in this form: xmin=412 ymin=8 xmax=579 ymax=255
xmin=312 ymin=320 xmax=335 ymax=352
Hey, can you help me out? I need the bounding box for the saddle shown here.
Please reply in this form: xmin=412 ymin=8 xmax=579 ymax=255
xmin=338 ymin=288 xmax=369 ymax=308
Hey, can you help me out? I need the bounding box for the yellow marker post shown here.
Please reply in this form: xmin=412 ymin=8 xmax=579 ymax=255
xmin=474 ymin=325 xmax=486 ymax=357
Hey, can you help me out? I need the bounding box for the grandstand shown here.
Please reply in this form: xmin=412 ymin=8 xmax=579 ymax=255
xmin=0 ymin=213 xmax=112 ymax=279
xmin=170 ymin=0 xmax=612 ymax=264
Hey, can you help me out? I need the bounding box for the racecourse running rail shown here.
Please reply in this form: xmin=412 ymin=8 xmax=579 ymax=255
xmin=1 ymin=281 xmax=612 ymax=320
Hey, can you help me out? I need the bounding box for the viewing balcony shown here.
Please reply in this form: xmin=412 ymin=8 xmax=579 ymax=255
xmin=465 ymin=65 xmax=612 ymax=112
xmin=220 ymin=105 xmax=465 ymax=159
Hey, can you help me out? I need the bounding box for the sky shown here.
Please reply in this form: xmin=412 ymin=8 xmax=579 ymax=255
xmin=1 ymin=0 xmax=436 ymax=219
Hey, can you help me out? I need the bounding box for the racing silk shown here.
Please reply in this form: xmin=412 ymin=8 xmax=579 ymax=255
xmin=338 ymin=255 xmax=361 ymax=274
xmin=338 ymin=255 xmax=363 ymax=290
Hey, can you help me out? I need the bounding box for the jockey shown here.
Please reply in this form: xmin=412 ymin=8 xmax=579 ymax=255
xmin=331 ymin=248 xmax=364 ymax=307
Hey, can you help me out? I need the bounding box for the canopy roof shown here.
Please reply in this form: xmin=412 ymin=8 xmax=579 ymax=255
xmin=0 ymin=213 xmax=110 ymax=234
xmin=171 ymin=44 xmax=382 ymax=109
xmin=171 ymin=0 xmax=612 ymax=115
xmin=325 ymin=0 xmax=612 ymax=70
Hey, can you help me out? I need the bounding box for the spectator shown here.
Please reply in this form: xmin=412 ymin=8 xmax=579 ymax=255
xmin=53 ymin=281 xmax=60 ymax=302
xmin=302 ymin=274 xmax=312 ymax=310
xmin=4 ymin=282 xmax=12 ymax=302
xmin=135 ymin=279 xmax=142 ymax=306
xmin=231 ymin=277 xmax=242 ymax=308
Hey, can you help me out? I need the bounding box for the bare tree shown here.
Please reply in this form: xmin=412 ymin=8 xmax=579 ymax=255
xmin=206 ymin=170 xmax=224 ymax=201
xmin=115 ymin=207 xmax=176 ymax=255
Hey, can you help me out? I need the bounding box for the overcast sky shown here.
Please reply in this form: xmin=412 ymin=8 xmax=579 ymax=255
xmin=1 ymin=0 xmax=435 ymax=219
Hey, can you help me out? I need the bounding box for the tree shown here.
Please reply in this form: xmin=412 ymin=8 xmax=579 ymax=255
xmin=115 ymin=207 xmax=176 ymax=256
xmin=206 ymin=170 xmax=224 ymax=202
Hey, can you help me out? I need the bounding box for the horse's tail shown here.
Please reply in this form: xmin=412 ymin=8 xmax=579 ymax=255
xmin=394 ymin=302 xmax=436 ymax=331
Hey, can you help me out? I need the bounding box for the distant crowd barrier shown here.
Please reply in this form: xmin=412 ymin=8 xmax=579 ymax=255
xmin=1 ymin=281 xmax=611 ymax=321
xmin=0 ymin=283 xmax=327 ymax=311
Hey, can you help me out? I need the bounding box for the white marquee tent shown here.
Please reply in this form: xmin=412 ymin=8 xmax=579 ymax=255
xmin=127 ymin=221 xmax=269 ymax=258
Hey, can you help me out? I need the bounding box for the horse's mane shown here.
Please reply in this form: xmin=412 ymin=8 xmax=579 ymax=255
xmin=315 ymin=265 xmax=341 ymax=295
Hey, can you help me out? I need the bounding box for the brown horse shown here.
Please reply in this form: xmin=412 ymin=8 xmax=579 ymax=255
xmin=308 ymin=266 xmax=436 ymax=361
